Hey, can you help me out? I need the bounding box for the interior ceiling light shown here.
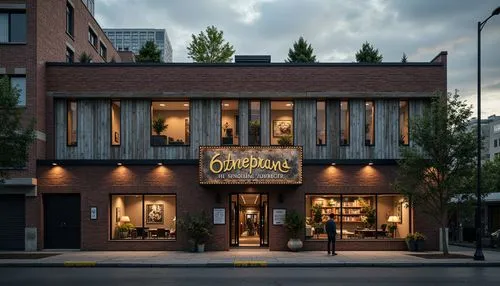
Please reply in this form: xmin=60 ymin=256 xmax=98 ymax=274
xmin=223 ymin=103 xmax=229 ymax=107
xmin=183 ymin=103 xmax=189 ymax=107
xmin=159 ymin=103 xmax=166 ymax=107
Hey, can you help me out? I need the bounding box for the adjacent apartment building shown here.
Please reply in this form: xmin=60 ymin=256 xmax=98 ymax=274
xmin=104 ymin=28 xmax=173 ymax=62
xmin=1 ymin=0 xmax=448 ymax=252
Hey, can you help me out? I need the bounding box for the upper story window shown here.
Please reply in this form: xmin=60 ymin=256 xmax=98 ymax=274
xmin=365 ymin=100 xmax=375 ymax=146
xmin=494 ymin=139 xmax=498 ymax=148
xmin=317 ymin=100 xmax=326 ymax=145
xmin=66 ymin=47 xmax=74 ymax=63
xmin=10 ymin=76 xmax=26 ymax=107
xmin=221 ymin=100 xmax=239 ymax=145
xmin=111 ymin=100 xmax=121 ymax=146
xmin=271 ymin=101 xmax=293 ymax=146
xmin=399 ymin=100 xmax=409 ymax=145
xmin=0 ymin=11 xmax=27 ymax=43
xmin=340 ymin=100 xmax=349 ymax=146
xmin=66 ymin=2 xmax=74 ymax=37
xmin=151 ymin=101 xmax=190 ymax=146
xmin=88 ymin=27 xmax=97 ymax=47
xmin=248 ymin=100 xmax=261 ymax=146
xmin=67 ymin=100 xmax=77 ymax=146
xmin=99 ymin=42 xmax=107 ymax=61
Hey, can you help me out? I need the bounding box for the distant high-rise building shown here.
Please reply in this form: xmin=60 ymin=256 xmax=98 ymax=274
xmin=103 ymin=28 xmax=173 ymax=62
xmin=468 ymin=114 xmax=500 ymax=163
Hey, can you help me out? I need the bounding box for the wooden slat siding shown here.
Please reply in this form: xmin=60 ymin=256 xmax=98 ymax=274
xmin=239 ymin=99 xmax=249 ymax=146
xmin=261 ymin=100 xmax=270 ymax=146
xmin=294 ymin=99 xmax=316 ymax=159
xmin=409 ymin=99 xmax=427 ymax=155
xmin=189 ymin=99 xmax=203 ymax=157
xmin=55 ymin=99 xmax=65 ymax=159
xmin=327 ymin=99 xmax=340 ymax=159
xmin=339 ymin=99 xmax=365 ymax=159
xmin=374 ymin=99 xmax=398 ymax=159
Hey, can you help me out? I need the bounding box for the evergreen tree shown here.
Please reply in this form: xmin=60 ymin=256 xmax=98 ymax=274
xmin=401 ymin=53 xmax=408 ymax=63
xmin=187 ymin=26 xmax=235 ymax=63
xmin=0 ymin=76 xmax=35 ymax=182
xmin=286 ymin=36 xmax=317 ymax=63
xmin=355 ymin=41 xmax=383 ymax=63
xmin=136 ymin=41 xmax=162 ymax=63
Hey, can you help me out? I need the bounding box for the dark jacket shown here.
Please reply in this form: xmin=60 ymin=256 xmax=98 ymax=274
xmin=325 ymin=219 xmax=336 ymax=237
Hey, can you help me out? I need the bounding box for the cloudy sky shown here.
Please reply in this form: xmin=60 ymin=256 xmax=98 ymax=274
xmin=95 ymin=0 xmax=500 ymax=117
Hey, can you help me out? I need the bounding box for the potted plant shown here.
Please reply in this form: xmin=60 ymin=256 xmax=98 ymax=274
xmin=249 ymin=120 xmax=260 ymax=145
xmin=312 ymin=204 xmax=324 ymax=238
xmin=284 ymin=210 xmax=305 ymax=251
xmin=178 ymin=211 xmax=212 ymax=252
xmin=405 ymin=232 xmax=426 ymax=252
xmin=151 ymin=117 xmax=168 ymax=146
xmin=278 ymin=135 xmax=293 ymax=146
xmin=116 ymin=222 xmax=133 ymax=239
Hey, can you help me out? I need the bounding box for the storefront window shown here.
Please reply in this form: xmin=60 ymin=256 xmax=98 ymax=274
xmin=316 ymin=100 xmax=326 ymax=145
xmin=365 ymin=101 xmax=375 ymax=146
xmin=151 ymin=101 xmax=190 ymax=146
xmin=248 ymin=100 xmax=261 ymax=145
xmin=111 ymin=194 xmax=176 ymax=240
xmin=340 ymin=101 xmax=349 ymax=145
xmin=306 ymin=194 xmax=408 ymax=240
xmin=111 ymin=100 xmax=120 ymax=146
xmin=399 ymin=100 xmax=409 ymax=145
xmin=271 ymin=101 xmax=293 ymax=145
xmin=221 ymin=100 xmax=239 ymax=145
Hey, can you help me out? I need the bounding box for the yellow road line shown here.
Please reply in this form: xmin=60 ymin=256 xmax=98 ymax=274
xmin=234 ymin=260 xmax=267 ymax=267
xmin=63 ymin=261 xmax=96 ymax=267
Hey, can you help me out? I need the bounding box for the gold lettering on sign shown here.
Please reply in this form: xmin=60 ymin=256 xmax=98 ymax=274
xmin=209 ymin=153 xmax=291 ymax=174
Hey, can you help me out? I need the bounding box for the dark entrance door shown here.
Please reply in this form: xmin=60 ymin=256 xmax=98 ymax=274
xmin=0 ymin=195 xmax=25 ymax=250
xmin=44 ymin=194 xmax=81 ymax=249
xmin=229 ymin=193 xmax=268 ymax=247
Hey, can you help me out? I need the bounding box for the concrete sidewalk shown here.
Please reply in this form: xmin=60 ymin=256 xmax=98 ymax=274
xmin=1 ymin=246 xmax=499 ymax=268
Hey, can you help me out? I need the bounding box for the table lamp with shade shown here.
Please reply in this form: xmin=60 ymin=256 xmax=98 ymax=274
xmin=387 ymin=216 xmax=400 ymax=238
xmin=119 ymin=215 xmax=130 ymax=225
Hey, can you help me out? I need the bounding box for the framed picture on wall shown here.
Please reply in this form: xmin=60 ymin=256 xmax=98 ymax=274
xmin=146 ymin=204 xmax=164 ymax=224
xmin=115 ymin=207 xmax=121 ymax=222
xmin=273 ymin=120 xmax=292 ymax=137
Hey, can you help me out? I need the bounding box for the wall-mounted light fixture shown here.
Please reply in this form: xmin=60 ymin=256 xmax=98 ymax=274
xmin=331 ymin=162 xmax=336 ymax=166
xmin=157 ymin=162 xmax=163 ymax=166
xmin=117 ymin=162 xmax=123 ymax=166
xmin=52 ymin=162 xmax=58 ymax=166
xmin=368 ymin=162 xmax=374 ymax=166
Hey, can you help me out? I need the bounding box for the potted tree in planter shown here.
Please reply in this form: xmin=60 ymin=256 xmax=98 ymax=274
xmin=249 ymin=120 xmax=261 ymax=145
xmin=278 ymin=135 xmax=293 ymax=146
xmin=405 ymin=232 xmax=426 ymax=252
xmin=152 ymin=117 xmax=168 ymax=146
xmin=312 ymin=204 xmax=324 ymax=238
xmin=179 ymin=211 xmax=212 ymax=252
xmin=284 ymin=210 xmax=305 ymax=251
xmin=116 ymin=222 xmax=134 ymax=239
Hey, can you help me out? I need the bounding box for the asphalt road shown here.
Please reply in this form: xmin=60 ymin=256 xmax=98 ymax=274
xmin=0 ymin=267 xmax=499 ymax=286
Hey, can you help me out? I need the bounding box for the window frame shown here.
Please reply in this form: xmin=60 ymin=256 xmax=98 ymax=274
xmin=66 ymin=1 xmax=74 ymax=38
xmin=66 ymin=99 xmax=77 ymax=147
xmin=99 ymin=41 xmax=107 ymax=61
xmin=316 ymin=100 xmax=327 ymax=146
xmin=248 ymin=100 xmax=262 ymax=146
xmin=8 ymin=75 xmax=27 ymax=107
xmin=150 ymin=100 xmax=191 ymax=147
xmin=109 ymin=193 xmax=177 ymax=241
xmin=304 ymin=193 xmax=411 ymax=241
xmin=339 ymin=100 xmax=350 ymax=146
xmin=66 ymin=46 xmax=74 ymax=63
xmin=0 ymin=10 xmax=27 ymax=44
xmin=364 ymin=100 xmax=375 ymax=146
xmin=88 ymin=27 xmax=98 ymax=48
xmin=221 ymin=99 xmax=240 ymax=146
xmin=399 ymin=100 xmax=410 ymax=146
xmin=270 ymin=100 xmax=295 ymax=146
xmin=110 ymin=100 xmax=121 ymax=147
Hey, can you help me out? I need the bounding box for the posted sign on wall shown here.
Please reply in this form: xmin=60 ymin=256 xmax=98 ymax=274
xmin=199 ymin=147 xmax=302 ymax=184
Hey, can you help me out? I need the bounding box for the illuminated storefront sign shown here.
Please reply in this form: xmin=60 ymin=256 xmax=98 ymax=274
xmin=199 ymin=146 xmax=302 ymax=184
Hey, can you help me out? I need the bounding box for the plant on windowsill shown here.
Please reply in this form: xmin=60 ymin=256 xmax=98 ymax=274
xmin=151 ymin=117 xmax=168 ymax=146
xmin=78 ymin=52 xmax=92 ymax=63
xmin=405 ymin=232 xmax=426 ymax=252
xmin=278 ymin=135 xmax=293 ymax=146
xmin=116 ymin=223 xmax=134 ymax=239
xmin=284 ymin=210 xmax=305 ymax=251
xmin=178 ymin=211 xmax=212 ymax=253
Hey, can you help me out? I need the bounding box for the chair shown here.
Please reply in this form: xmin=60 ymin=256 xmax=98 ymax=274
xmin=157 ymin=228 xmax=166 ymax=239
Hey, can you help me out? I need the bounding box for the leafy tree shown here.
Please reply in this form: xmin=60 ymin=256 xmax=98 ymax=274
xmin=394 ymin=91 xmax=480 ymax=255
xmin=483 ymin=156 xmax=500 ymax=195
xmin=78 ymin=52 xmax=92 ymax=63
xmin=401 ymin=53 xmax=408 ymax=63
xmin=286 ymin=36 xmax=317 ymax=63
xmin=355 ymin=41 xmax=383 ymax=63
xmin=136 ymin=40 xmax=162 ymax=63
xmin=187 ymin=26 xmax=235 ymax=63
xmin=0 ymin=76 xmax=35 ymax=182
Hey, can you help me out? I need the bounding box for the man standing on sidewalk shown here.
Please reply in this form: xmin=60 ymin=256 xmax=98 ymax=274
xmin=325 ymin=213 xmax=337 ymax=256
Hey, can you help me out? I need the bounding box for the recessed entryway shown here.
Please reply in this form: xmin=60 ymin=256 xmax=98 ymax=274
xmin=0 ymin=195 xmax=25 ymax=250
xmin=44 ymin=194 xmax=81 ymax=249
xmin=230 ymin=193 xmax=268 ymax=247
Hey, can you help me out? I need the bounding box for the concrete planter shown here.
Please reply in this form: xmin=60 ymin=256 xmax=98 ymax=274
xmin=287 ymin=238 xmax=303 ymax=252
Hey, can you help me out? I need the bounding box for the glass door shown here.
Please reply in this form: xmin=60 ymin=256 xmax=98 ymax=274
xmin=259 ymin=194 xmax=269 ymax=247
xmin=230 ymin=194 xmax=239 ymax=246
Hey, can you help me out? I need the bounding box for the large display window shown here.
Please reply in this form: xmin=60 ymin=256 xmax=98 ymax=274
xmin=110 ymin=194 xmax=176 ymax=240
xmin=305 ymin=194 xmax=409 ymax=240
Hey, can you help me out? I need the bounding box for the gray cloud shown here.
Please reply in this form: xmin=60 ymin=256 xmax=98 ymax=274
xmin=95 ymin=0 xmax=500 ymax=117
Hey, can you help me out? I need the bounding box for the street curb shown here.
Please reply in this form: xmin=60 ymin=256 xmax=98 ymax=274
xmin=1 ymin=262 xmax=500 ymax=268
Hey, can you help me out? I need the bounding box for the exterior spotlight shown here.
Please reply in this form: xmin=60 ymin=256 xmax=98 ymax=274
xmin=52 ymin=162 xmax=58 ymax=166
xmin=368 ymin=162 xmax=374 ymax=166
xmin=117 ymin=162 xmax=123 ymax=166
xmin=157 ymin=162 xmax=163 ymax=166
xmin=331 ymin=162 xmax=336 ymax=166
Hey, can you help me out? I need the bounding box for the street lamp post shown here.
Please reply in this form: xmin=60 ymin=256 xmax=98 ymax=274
xmin=475 ymin=6 xmax=500 ymax=261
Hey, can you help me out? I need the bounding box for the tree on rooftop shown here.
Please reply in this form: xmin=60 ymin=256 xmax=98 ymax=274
xmin=394 ymin=90 xmax=481 ymax=255
xmin=355 ymin=41 xmax=383 ymax=63
xmin=0 ymin=76 xmax=35 ymax=183
xmin=401 ymin=53 xmax=408 ymax=63
xmin=136 ymin=40 xmax=162 ymax=63
xmin=187 ymin=26 xmax=235 ymax=63
xmin=286 ymin=36 xmax=317 ymax=63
